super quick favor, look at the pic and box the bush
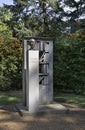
[54,34,85,94]
[0,37,22,91]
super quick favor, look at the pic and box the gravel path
[0,104,85,130]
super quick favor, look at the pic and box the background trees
[0,37,22,91]
[0,7,22,90]
[0,0,85,94]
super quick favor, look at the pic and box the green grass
[54,93,85,107]
[0,91,85,108]
[0,90,23,105]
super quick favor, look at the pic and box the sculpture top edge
[24,36,53,41]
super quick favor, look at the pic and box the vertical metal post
[48,40,53,103]
[23,40,28,106]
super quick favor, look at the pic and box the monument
[16,36,68,115]
[23,37,53,113]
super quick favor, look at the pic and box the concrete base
[15,103,69,116]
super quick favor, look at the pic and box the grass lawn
[54,93,85,108]
[0,90,23,105]
[0,90,85,108]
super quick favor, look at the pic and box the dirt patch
[0,104,85,130]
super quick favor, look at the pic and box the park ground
[0,91,85,130]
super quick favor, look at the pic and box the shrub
[54,33,85,94]
[0,37,22,91]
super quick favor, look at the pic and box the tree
[57,0,85,33]
[4,0,34,37]
[0,37,22,91]
[0,7,13,38]
[0,6,22,90]
[4,0,64,37]
[1,0,85,94]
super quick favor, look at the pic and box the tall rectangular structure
[27,51,39,112]
[23,37,53,113]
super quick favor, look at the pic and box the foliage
[57,0,85,33]
[0,1,85,94]
[0,7,13,39]
[54,29,85,94]
[0,7,22,91]
[3,0,85,36]
[4,0,64,37]
[0,37,22,91]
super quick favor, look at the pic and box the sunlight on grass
[0,95,6,98]
[0,91,23,105]
[8,97,17,101]
[0,91,85,107]
[54,93,85,107]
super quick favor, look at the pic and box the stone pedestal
[27,51,39,112]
